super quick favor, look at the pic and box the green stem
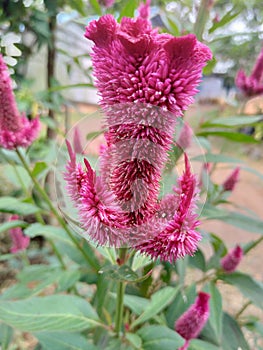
[235,301,251,319]
[115,280,126,336]
[244,236,263,255]
[114,248,127,336]
[15,148,98,271]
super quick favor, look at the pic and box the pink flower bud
[138,0,151,20]
[175,292,210,348]
[222,167,240,192]
[177,123,192,150]
[9,215,30,253]
[73,127,83,154]
[0,54,40,150]
[220,245,243,273]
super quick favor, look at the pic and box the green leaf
[118,0,138,20]
[203,56,217,76]
[138,325,184,350]
[89,0,102,15]
[0,295,100,332]
[0,323,13,349]
[34,332,98,350]
[0,220,28,234]
[32,162,48,177]
[56,269,81,292]
[126,333,142,349]
[86,130,105,141]
[209,9,242,34]
[202,206,263,235]
[197,130,258,143]
[202,283,222,345]
[0,197,41,215]
[4,164,31,189]
[131,251,152,271]
[221,313,249,350]
[201,115,262,128]
[192,153,242,164]
[131,286,180,328]
[67,0,86,16]
[188,249,206,272]
[219,272,263,310]
[123,294,149,315]
[24,223,73,245]
[188,339,220,350]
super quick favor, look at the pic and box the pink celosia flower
[0,54,40,150]
[64,14,211,256]
[235,48,263,97]
[138,0,151,19]
[73,126,83,154]
[177,123,192,150]
[98,0,115,8]
[221,245,243,273]
[137,155,201,262]
[222,166,240,192]
[9,215,30,253]
[175,291,210,350]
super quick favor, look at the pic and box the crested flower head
[9,215,30,253]
[175,291,210,348]
[0,54,40,150]
[235,48,263,97]
[222,166,240,192]
[64,14,211,257]
[221,245,243,273]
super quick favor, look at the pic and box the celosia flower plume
[236,48,263,97]
[222,166,240,192]
[221,245,243,273]
[64,13,212,260]
[0,54,40,150]
[9,215,30,253]
[175,291,210,350]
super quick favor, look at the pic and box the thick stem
[193,0,214,41]
[115,281,126,336]
[15,148,99,271]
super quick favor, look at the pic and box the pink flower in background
[9,215,30,253]
[175,292,210,350]
[64,13,211,257]
[138,0,151,19]
[73,127,84,154]
[235,48,263,97]
[221,245,243,273]
[177,123,192,150]
[0,54,40,150]
[222,166,240,192]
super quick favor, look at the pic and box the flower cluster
[236,48,263,97]
[64,14,212,261]
[175,291,210,350]
[9,215,30,253]
[221,245,243,273]
[222,166,240,192]
[0,54,40,150]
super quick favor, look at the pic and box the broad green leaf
[138,325,184,350]
[245,320,263,337]
[107,338,133,350]
[4,164,31,189]
[201,115,262,128]
[189,339,220,350]
[175,256,188,285]
[34,332,98,350]
[126,333,142,349]
[192,154,242,164]
[56,269,81,292]
[131,286,180,328]
[202,283,222,345]
[118,0,138,20]
[0,197,41,215]
[89,0,101,15]
[32,161,48,177]
[0,295,100,332]
[197,130,258,143]
[188,249,206,272]
[219,272,263,309]
[221,313,249,350]
[123,294,149,315]
[0,220,27,234]
[0,323,13,349]
[203,56,217,75]
[24,223,73,245]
